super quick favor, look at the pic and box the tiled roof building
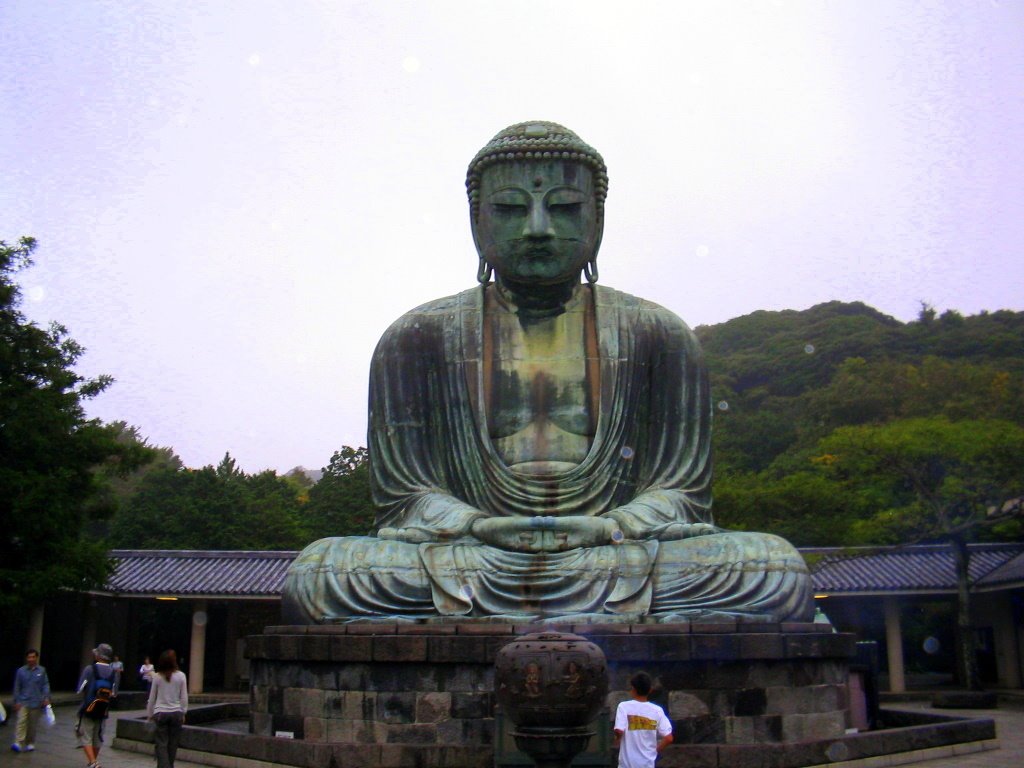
[807,543,1024,595]
[94,543,1024,599]
[16,543,1022,693]
[102,550,295,598]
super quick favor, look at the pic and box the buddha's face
[473,160,601,286]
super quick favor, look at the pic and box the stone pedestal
[245,621,855,767]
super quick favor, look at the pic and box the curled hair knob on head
[466,121,609,222]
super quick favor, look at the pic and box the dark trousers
[153,712,184,768]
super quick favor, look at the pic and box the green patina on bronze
[282,122,813,624]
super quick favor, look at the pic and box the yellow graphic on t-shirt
[626,714,658,731]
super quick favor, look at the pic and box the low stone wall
[242,621,855,766]
[656,710,997,768]
[114,703,998,768]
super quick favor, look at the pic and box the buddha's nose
[524,204,554,238]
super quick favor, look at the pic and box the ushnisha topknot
[466,121,609,220]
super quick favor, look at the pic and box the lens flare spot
[717,400,729,411]
[826,743,850,762]
[804,344,815,354]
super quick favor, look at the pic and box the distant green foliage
[85,421,179,538]
[104,300,1024,553]
[107,445,375,550]
[110,453,310,550]
[0,238,150,612]
[816,417,1024,545]
[715,470,867,546]
[705,301,1024,546]
[304,446,375,540]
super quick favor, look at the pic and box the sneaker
[10,744,22,753]
[24,745,34,752]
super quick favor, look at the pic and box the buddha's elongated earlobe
[477,256,493,284]
[584,211,603,284]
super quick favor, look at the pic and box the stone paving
[0,698,1020,768]
[880,700,1023,768]
[0,705,205,768]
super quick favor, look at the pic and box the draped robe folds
[282,285,813,623]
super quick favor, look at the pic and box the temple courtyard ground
[0,696,1021,768]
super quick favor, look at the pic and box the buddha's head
[467,122,607,287]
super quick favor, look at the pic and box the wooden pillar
[884,596,906,693]
[26,605,44,653]
[188,600,208,694]
[80,599,98,668]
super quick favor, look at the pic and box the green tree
[110,452,309,550]
[714,469,862,547]
[0,237,146,612]
[85,421,178,537]
[803,357,1024,436]
[304,446,375,540]
[702,302,1024,479]
[815,417,1024,690]
[282,466,315,499]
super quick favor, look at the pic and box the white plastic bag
[43,704,56,727]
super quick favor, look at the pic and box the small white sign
[274,731,294,739]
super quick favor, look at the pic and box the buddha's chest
[485,307,596,473]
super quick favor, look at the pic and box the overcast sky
[3,1,1022,474]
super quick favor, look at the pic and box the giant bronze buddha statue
[282,122,812,624]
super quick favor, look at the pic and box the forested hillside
[700,302,1024,546]
[100,301,1024,552]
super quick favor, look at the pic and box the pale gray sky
[3,1,1022,473]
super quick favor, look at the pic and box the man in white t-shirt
[613,672,673,768]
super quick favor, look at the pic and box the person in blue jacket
[11,649,50,753]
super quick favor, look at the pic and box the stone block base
[242,621,856,765]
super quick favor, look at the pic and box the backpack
[80,664,114,720]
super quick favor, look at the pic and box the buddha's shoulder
[376,288,480,340]
[405,287,479,316]
[596,285,697,338]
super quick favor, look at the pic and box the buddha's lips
[521,246,554,259]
